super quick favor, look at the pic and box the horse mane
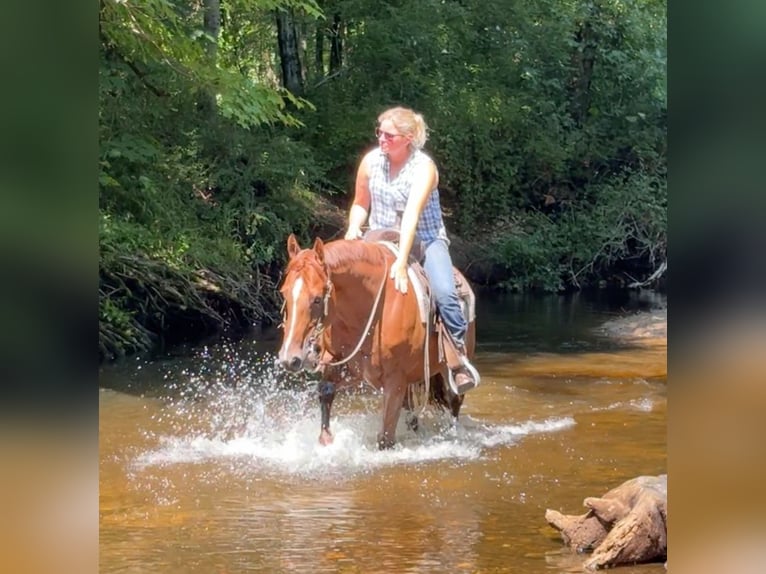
[283,240,386,281]
[323,239,388,271]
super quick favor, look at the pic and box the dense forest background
[99,0,666,361]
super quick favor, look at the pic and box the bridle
[306,275,334,346]
[280,273,332,345]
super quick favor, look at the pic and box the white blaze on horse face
[280,276,304,361]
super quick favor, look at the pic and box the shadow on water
[99,289,666,574]
[476,288,665,355]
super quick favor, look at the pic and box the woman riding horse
[345,106,480,394]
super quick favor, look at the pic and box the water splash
[131,344,576,478]
[592,397,655,413]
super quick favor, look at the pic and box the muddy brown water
[100,291,666,573]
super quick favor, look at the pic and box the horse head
[277,234,332,373]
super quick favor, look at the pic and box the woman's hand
[344,227,362,240]
[390,257,409,293]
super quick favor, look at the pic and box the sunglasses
[375,128,404,142]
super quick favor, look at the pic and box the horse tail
[406,373,463,418]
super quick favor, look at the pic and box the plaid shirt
[367,148,449,245]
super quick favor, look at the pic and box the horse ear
[287,233,301,260]
[313,237,325,263]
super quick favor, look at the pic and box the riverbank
[598,306,667,349]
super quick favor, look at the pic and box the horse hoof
[377,434,395,450]
[319,429,334,445]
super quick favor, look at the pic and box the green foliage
[489,165,667,291]
[99,0,325,359]
[100,0,319,128]
[488,213,567,293]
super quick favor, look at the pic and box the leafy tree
[99,0,322,359]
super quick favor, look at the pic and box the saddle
[363,228,475,371]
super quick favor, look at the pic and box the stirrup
[447,356,481,395]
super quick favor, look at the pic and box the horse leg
[402,388,419,433]
[448,391,463,420]
[406,412,419,433]
[448,386,463,433]
[318,381,335,445]
[429,372,464,432]
[377,382,406,450]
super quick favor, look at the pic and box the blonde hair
[377,106,429,149]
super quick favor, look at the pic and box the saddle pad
[378,241,432,325]
[376,241,475,326]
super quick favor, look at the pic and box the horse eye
[313,296,322,305]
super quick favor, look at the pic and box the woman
[344,106,479,394]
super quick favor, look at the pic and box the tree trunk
[329,13,343,72]
[315,25,324,76]
[569,14,596,126]
[203,0,220,61]
[276,9,303,95]
[198,0,220,117]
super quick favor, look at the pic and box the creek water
[99,290,666,573]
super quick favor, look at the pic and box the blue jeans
[423,239,466,346]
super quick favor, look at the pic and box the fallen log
[545,474,667,570]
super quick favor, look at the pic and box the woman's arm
[390,159,438,293]
[345,153,372,240]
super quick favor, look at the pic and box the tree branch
[628,260,667,288]
[312,67,348,89]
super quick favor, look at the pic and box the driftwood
[545,474,667,570]
[628,260,668,288]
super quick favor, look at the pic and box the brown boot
[452,366,477,394]
[444,337,481,394]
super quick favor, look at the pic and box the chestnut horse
[276,233,476,449]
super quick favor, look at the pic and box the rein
[322,261,388,368]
